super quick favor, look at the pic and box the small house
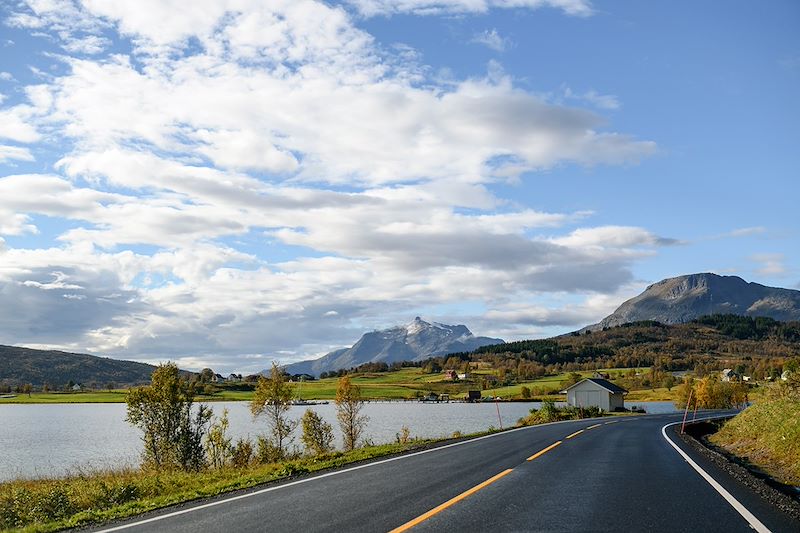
[71,384,82,392]
[442,370,458,381]
[562,378,627,411]
[457,372,470,380]
[466,390,481,402]
[720,369,739,382]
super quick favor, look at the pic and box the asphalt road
[90,412,799,533]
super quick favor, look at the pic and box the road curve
[87,412,798,533]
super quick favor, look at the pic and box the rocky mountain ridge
[585,273,800,331]
[283,317,503,376]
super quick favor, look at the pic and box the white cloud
[0,145,34,163]
[0,106,41,143]
[0,0,670,373]
[751,253,786,276]
[563,87,620,110]
[472,29,509,52]
[551,226,678,248]
[346,0,593,17]
[727,226,766,238]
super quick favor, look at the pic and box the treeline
[693,314,800,341]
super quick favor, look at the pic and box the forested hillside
[0,345,157,389]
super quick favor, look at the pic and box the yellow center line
[527,440,562,461]
[565,429,584,439]
[586,423,602,430]
[388,468,514,532]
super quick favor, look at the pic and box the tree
[520,386,531,399]
[22,383,32,397]
[661,375,676,391]
[126,363,212,471]
[301,409,334,455]
[199,368,215,383]
[250,362,297,460]
[205,408,233,468]
[335,376,368,451]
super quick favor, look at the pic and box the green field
[0,367,680,404]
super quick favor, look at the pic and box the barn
[563,378,627,412]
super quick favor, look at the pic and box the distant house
[71,384,82,392]
[562,378,627,411]
[442,370,458,381]
[457,372,470,380]
[592,371,610,379]
[466,390,481,402]
[720,369,740,382]
[226,373,241,382]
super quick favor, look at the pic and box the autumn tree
[126,363,212,471]
[205,408,233,468]
[250,362,297,460]
[301,409,334,455]
[335,376,368,451]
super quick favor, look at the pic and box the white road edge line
[661,418,771,533]
[95,416,603,532]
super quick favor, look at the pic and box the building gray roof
[563,377,628,394]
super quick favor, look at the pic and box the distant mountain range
[585,273,800,331]
[283,317,503,376]
[0,345,158,388]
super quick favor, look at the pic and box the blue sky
[0,0,797,373]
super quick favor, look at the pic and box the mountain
[0,345,158,387]
[284,317,504,376]
[586,273,800,331]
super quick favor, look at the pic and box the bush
[231,438,254,468]
[395,426,412,444]
[301,409,334,455]
[125,363,212,472]
[255,436,281,464]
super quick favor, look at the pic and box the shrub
[301,409,334,455]
[250,362,297,460]
[205,409,233,469]
[395,426,412,444]
[125,363,212,472]
[255,436,281,464]
[231,438,254,468]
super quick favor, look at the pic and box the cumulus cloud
[0,0,669,373]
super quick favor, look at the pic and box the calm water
[0,401,677,481]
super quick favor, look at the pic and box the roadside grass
[0,440,447,533]
[709,397,800,486]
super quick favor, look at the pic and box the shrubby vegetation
[518,400,602,426]
[125,364,212,471]
[710,370,800,485]
[673,376,749,409]
[250,362,298,460]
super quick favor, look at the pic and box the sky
[0,0,797,374]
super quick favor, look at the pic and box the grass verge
[0,436,476,533]
[709,397,800,487]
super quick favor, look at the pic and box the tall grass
[710,396,800,486]
[0,442,421,532]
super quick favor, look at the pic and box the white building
[562,378,627,412]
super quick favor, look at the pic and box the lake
[0,401,678,482]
